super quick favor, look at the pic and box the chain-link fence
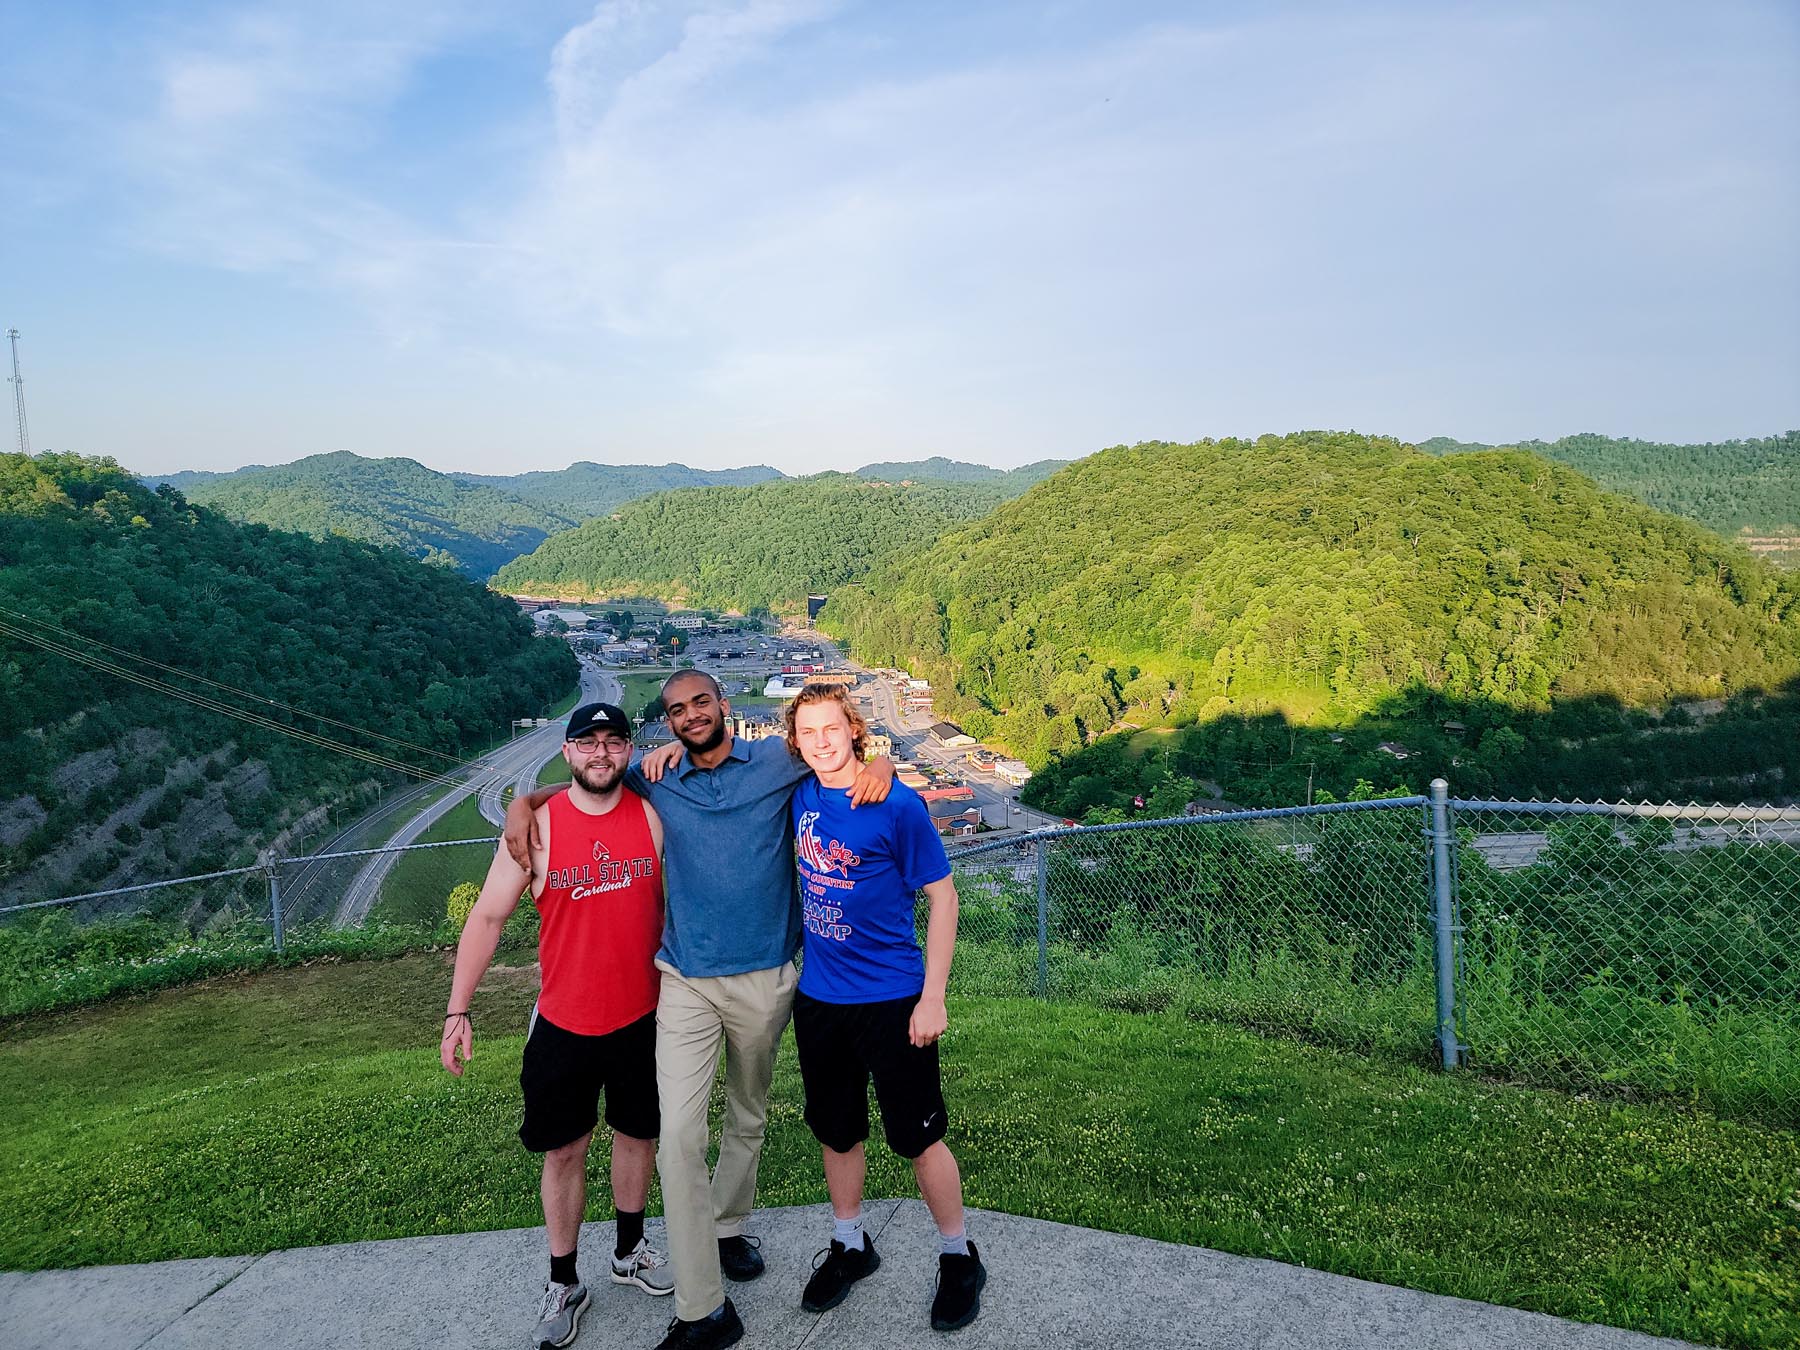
[945,797,1440,1064]
[7,785,1797,1122]
[0,837,509,1019]
[1447,798,1800,1122]
[948,787,1800,1124]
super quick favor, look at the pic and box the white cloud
[113,2,484,281]
[27,0,1796,468]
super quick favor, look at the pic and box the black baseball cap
[565,702,632,741]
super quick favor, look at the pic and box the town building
[926,797,983,836]
[532,608,594,629]
[993,760,1033,787]
[727,711,784,743]
[919,785,976,803]
[929,722,976,748]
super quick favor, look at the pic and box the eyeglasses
[568,735,630,755]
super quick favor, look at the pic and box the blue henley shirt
[627,735,811,978]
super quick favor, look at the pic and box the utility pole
[6,328,31,457]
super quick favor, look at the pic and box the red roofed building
[919,786,976,803]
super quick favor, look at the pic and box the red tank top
[532,789,663,1036]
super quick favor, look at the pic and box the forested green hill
[820,433,1800,805]
[855,457,1069,486]
[0,453,575,905]
[1420,432,1800,539]
[143,467,254,494]
[456,462,785,519]
[143,452,576,577]
[492,473,1012,611]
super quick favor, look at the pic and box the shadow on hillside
[1025,676,1800,817]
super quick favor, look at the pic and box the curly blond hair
[783,682,869,762]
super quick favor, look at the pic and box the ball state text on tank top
[545,845,657,902]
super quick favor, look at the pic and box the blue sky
[2,0,1795,476]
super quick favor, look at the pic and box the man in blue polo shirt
[508,669,891,1350]
[784,682,986,1332]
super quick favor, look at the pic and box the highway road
[1465,817,1800,871]
[329,663,615,926]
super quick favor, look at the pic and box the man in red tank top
[442,702,670,1350]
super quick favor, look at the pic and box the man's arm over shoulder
[503,785,566,871]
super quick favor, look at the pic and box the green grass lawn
[726,692,787,710]
[616,672,669,719]
[369,796,499,927]
[0,954,1793,1348]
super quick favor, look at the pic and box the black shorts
[519,1008,659,1153]
[793,990,948,1160]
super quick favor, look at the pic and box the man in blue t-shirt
[783,683,987,1333]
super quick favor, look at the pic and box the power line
[0,617,471,787]
[0,602,471,768]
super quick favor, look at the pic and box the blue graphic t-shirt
[791,777,953,1003]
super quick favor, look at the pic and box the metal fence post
[1427,779,1459,1069]
[263,851,285,956]
[1034,835,1050,997]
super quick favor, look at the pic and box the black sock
[615,1209,645,1259]
[550,1249,578,1287]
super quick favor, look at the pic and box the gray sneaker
[611,1238,676,1296]
[534,1280,589,1349]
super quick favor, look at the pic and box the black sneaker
[930,1242,987,1331]
[717,1234,764,1283]
[653,1297,744,1350]
[801,1236,881,1313]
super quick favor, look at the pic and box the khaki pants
[655,958,797,1322]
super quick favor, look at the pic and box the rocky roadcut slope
[821,432,1800,769]
[0,452,575,908]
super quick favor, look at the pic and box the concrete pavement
[0,1200,1698,1350]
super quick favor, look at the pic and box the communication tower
[6,328,29,457]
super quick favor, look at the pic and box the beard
[572,759,625,795]
[675,718,726,755]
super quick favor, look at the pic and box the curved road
[331,665,617,925]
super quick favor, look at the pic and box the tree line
[0,452,575,900]
[1420,431,1799,538]
[493,473,1022,610]
[818,433,1800,805]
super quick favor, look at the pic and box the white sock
[833,1214,865,1250]
[939,1227,969,1257]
